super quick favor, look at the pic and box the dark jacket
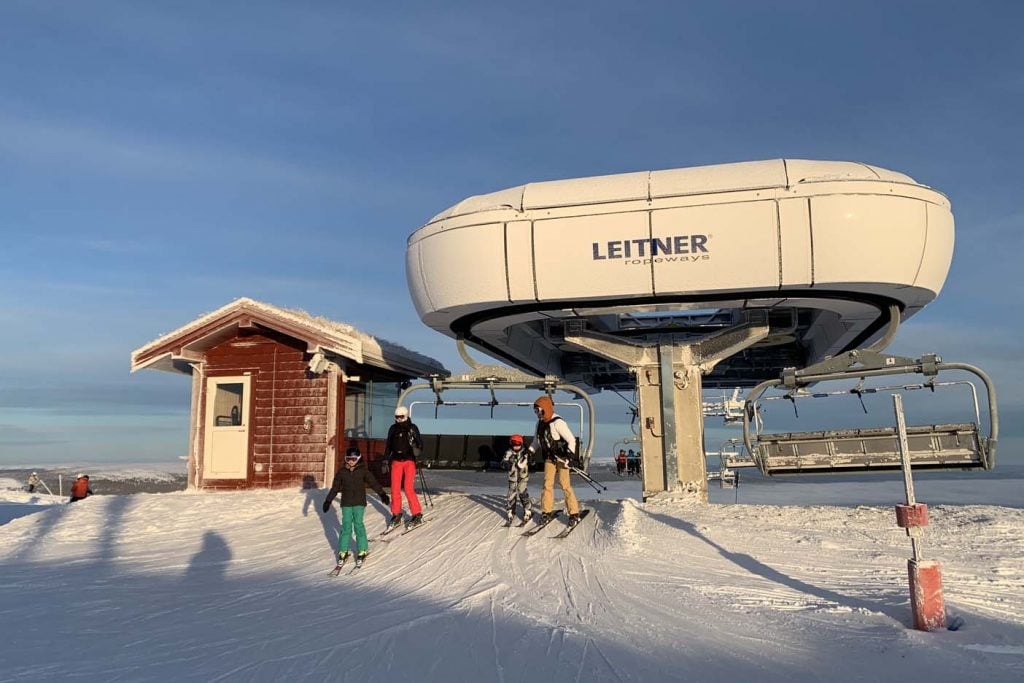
[386,421,423,462]
[324,461,386,508]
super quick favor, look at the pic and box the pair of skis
[379,515,428,541]
[328,516,428,577]
[328,553,366,577]
[520,509,590,538]
[502,514,533,529]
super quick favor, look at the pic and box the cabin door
[203,375,251,479]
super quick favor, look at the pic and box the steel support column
[564,313,769,502]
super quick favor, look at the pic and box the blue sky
[1,1,1021,465]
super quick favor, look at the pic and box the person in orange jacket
[69,473,92,503]
[528,395,581,528]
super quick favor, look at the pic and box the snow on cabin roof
[131,297,448,378]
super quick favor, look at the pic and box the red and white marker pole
[892,394,946,631]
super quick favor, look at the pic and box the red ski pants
[389,460,422,516]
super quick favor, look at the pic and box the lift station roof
[406,159,954,391]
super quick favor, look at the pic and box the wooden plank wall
[204,330,329,489]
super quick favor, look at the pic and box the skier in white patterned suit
[501,434,532,525]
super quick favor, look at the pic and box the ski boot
[355,551,368,568]
[387,513,403,529]
[407,513,423,528]
[329,552,350,576]
[567,513,581,528]
[505,509,515,526]
[522,509,533,525]
[539,511,554,524]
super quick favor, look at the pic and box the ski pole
[39,479,58,501]
[570,466,607,492]
[418,466,433,508]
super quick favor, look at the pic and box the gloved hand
[380,492,390,505]
[381,461,390,475]
[321,499,331,514]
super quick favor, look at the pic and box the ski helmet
[509,434,524,446]
[345,447,361,463]
[394,405,409,419]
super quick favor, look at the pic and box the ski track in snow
[0,487,1022,682]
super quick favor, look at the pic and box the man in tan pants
[528,395,581,527]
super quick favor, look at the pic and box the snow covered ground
[1,472,1022,681]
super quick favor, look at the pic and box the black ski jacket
[324,461,386,508]
[385,421,423,462]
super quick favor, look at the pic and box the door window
[213,382,245,426]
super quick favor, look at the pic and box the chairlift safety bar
[754,380,981,431]
[407,399,586,449]
[397,374,596,469]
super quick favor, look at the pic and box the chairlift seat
[753,422,990,475]
[721,453,758,469]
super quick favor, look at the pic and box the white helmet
[76,473,85,479]
[394,405,409,418]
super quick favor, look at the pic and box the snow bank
[0,487,1021,681]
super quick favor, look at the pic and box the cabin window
[345,380,401,439]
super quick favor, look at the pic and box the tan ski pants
[541,459,580,515]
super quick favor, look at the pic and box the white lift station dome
[407,159,992,500]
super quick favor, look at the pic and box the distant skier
[627,449,640,476]
[322,447,389,564]
[69,473,92,503]
[26,472,40,493]
[528,395,582,528]
[615,450,627,476]
[501,434,532,525]
[384,405,424,529]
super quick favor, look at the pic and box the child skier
[322,447,390,566]
[501,434,532,525]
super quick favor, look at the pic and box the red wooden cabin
[131,298,447,490]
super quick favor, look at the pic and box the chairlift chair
[397,371,597,472]
[742,349,998,476]
[705,438,756,488]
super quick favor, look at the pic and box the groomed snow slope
[1,489,1022,682]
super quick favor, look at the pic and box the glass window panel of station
[344,382,369,438]
[367,381,400,439]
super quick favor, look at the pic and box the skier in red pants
[384,405,424,529]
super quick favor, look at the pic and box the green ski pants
[337,505,368,555]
